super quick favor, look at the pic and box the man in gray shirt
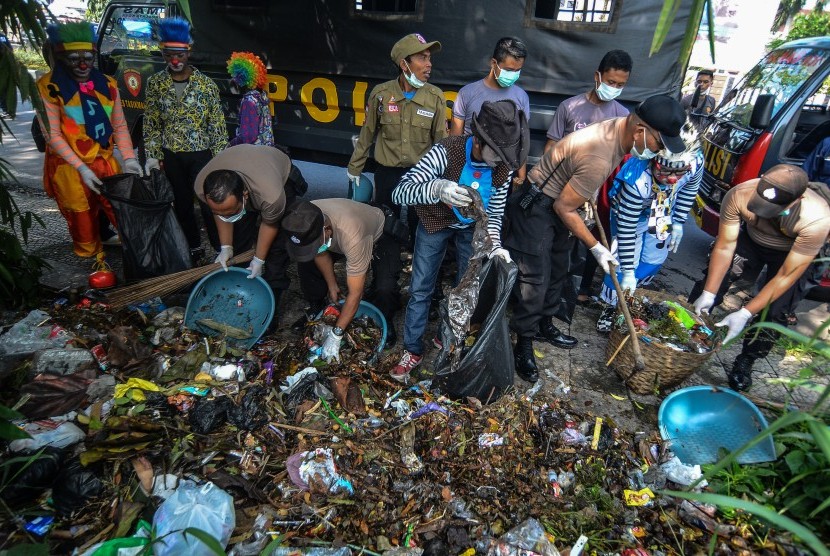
[451,37,530,185]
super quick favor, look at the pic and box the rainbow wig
[157,17,192,50]
[47,22,95,52]
[227,51,268,90]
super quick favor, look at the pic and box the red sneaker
[391,350,422,383]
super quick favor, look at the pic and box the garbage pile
[0,299,806,555]
[614,294,718,354]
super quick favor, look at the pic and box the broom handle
[589,202,646,373]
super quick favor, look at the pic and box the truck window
[717,47,830,129]
[530,0,618,31]
[786,74,830,159]
[353,0,422,18]
[99,5,166,58]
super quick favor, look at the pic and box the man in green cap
[346,33,447,244]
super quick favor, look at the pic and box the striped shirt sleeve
[43,100,85,170]
[614,178,646,271]
[111,88,135,160]
[392,143,449,206]
[672,154,703,224]
[485,178,509,248]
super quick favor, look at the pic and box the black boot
[514,336,539,383]
[727,354,754,391]
[535,318,578,349]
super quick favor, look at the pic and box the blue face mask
[495,62,521,88]
[218,198,246,223]
[630,128,659,160]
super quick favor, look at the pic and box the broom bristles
[105,249,255,309]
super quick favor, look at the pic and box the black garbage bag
[2,448,64,506]
[189,396,233,434]
[101,170,192,281]
[433,218,517,404]
[227,386,268,431]
[52,458,104,516]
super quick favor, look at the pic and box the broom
[105,249,255,310]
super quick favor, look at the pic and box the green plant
[650,0,715,66]
[663,321,830,555]
[768,11,830,51]
[11,47,47,72]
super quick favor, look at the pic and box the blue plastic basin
[184,267,275,348]
[658,386,777,465]
[316,300,387,360]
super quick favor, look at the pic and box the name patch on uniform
[387,104,400,113]
[416,109,435,118]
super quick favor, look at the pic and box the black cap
[635,94,687,154]
[747,164,808,218]
[280,201,325,262]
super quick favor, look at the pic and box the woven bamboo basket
[605,290,717,394]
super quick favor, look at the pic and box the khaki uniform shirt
[721,180,830,255]
[312,199,385,276]
[347,79,447,175]
[194,144,291,225]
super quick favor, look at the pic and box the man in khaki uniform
[280,199,402,357]
[690,164,830,391]
[347,33,447,237]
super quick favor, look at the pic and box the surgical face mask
[480,144,502,168]
[218,198,246,223]
[495,62,521,88]
[317,234,332,254]
[630,128,659,160]
[596,78,623,102]
[403,61,425,89]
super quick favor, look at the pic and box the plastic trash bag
[2,448,63,507]
[52,458,104,516]
[433,256,517,403]
[101,171,191,281]
[189,397,233,435]
[479,517,561,556]
[0,309,71,357]
[152,480,235,556]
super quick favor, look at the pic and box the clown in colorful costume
[36,22,140,257]
[596,121,702,322]
[143,17,227,252]
[227,51,274,147]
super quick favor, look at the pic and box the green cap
[390,33,441,64]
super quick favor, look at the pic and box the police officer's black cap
[471,100,529,171]
[280,201,325,262]
[635,95,686,154]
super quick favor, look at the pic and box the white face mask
[596,80,623,102]
[218,198,246,223]
[630,128,659,160]
[403,60,425,89]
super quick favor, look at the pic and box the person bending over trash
[195,144,296,311]
[689,164,830,391]
[503,94,686,383]
[595,121,702,332]
[390,99,529,383]
[36,22,141,257]
[280,199,402,362]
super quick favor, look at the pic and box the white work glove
[78,165,103,194]
[123,158,142,175]
[620,269,637,294]
[432,179,472,207]
[692,290,717,316]
[145,158,161,174]
[321,328,342,363]
[489,247,512,264]
[214,245,233,271]
[716,307,753,344]
[668,226,684,253]
[246,256,265,279]
[589,242,616,274]
[347,171,360,184]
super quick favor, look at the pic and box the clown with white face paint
[36,21,140,257]
[594,121,703,332]
[143,17,227,261]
